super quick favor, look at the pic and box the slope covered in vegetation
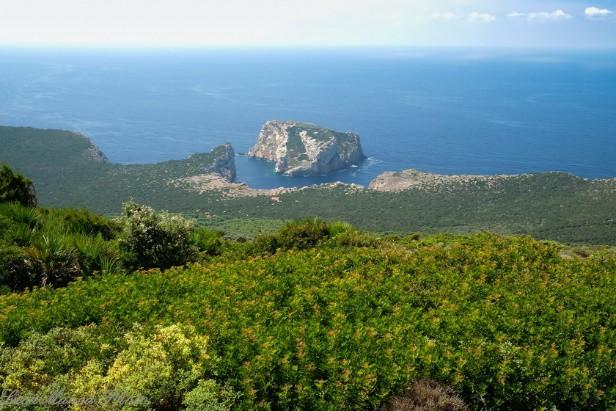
[0,125,230,211]
[1,221,615,409]
[1,125,615,245]
[0,166,614,409]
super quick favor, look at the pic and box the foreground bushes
[0,203,123,292]
[1,233,613,409]
[0,324,237,410]
[0,201,222,291]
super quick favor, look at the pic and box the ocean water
[1,47,615,188]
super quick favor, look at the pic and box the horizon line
[1,43,616,51]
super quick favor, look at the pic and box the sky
[0,0,615,48]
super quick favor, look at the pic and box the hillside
[1,223,614,409]
[0,164,614,410]
[1,125,615,244]
[0,126,234,211]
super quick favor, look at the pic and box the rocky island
[248,121,365,177]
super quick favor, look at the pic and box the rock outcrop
[368,169,519,192]
[201,143,236,181]
[248,121,365,177]
[80,133,109,163]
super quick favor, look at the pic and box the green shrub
[26,234,83,288]
[0,325,105,393]
[56,208,120,240]
[182,379,239,411]
[70,324,217,410]
[119,201,197,270]
[192,227,225,257]
[277,218,331,250]
[250,218,332,255]
[0,324,229,410]
[0,246,35,291]
[70,233,122,277]
[0,164,36,207]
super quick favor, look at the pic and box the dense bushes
[0,164,37,207]
[0,246,32,292]
[0,201,222,291]
[0,202,123,291]
[248,218,363,256]
[250,218,331,255]
[119,201,199,270]
[0,324,236,410]
[1,180,614,408]
[1,233,613,409]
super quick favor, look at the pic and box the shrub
[26,234,83,288]
[57,208,120,240]
[250,218,332,255]
[380,380,468,411]
[0,164,36,207]
[277,218,331,250]
[183,379,239,411]
[71,324,217,410]
[192,227,225,257]
[0,325,104,393]
[119,201,197,270]
[71,233,122,277]
[0,246,35,291]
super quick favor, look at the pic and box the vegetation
[119,201,199,270]
[0,164,36,207]
[0,165,223,292]
[1,129,615,408]
[0,202,123,292]
[0,215,614,409]
[1,125,615,245]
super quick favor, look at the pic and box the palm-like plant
[26,234,82,287]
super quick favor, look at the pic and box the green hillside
[1,223,614,409]
[0,126,224,211]
[1,125,615,244]
[0,163,614,410]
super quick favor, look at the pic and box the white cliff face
[247,121,290,173]
[248,121,365,177]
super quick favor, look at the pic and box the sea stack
[248,121,365,177]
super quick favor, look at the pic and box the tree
[0,165,37,207]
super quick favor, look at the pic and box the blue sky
[0,0,615,48]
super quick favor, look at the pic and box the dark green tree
[0,165,37,207]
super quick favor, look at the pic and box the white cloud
[528,9,572,21]
[509,9,573,22]
[431,11,497,24]
[468,12,496,23]
[585,6,613,18]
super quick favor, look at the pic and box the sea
[1,47,615,188]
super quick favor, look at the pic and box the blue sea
[1,47,615,187]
